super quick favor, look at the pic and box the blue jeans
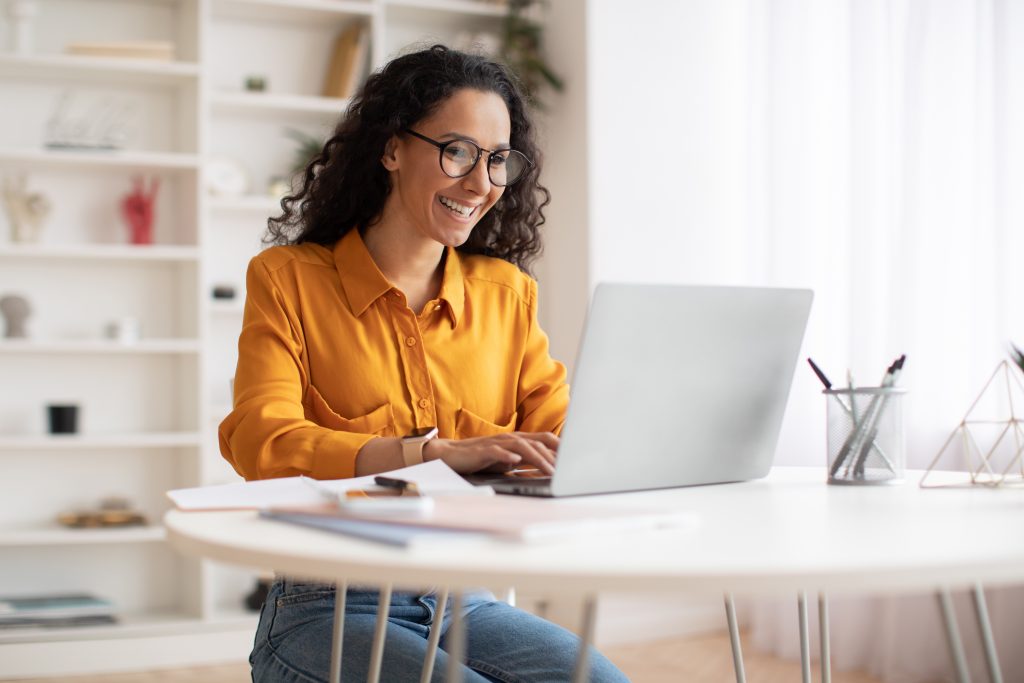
[250,579,631,682]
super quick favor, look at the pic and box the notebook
[475,283,813,497]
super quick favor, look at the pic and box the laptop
[475,282,813,497]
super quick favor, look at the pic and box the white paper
[167,460,490,511]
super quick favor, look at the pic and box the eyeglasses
[402,128,533,187]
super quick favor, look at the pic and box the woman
[220,45,630,682]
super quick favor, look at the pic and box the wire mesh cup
[825,387,906,485]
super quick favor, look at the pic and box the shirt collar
[333,229,465,328]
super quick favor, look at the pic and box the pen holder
[825,387,906,485]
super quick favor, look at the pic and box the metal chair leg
[571,596,597,683]
[798,591,811,683]
[938,588,971,683]
[419,587,449,683]
[329,581,348,683]
[819,593,831,683]
[724,594,747,683]
[972,583,1003,683]
[445,590,466,683]
[367,584,392,683]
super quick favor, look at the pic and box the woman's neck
[362,220,445,312]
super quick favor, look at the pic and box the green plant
[500,0,564,109]
[284,128,325,177]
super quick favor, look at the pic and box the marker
[807,358,832,390]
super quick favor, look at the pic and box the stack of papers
[168,461,695,548]
[0,594,116,630]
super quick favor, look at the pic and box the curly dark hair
[266,44,551,273]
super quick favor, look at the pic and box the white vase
[8,0,37,55]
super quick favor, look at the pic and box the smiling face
[380,88,511,248]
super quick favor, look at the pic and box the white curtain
[581,0,1023,679]
[737,1,1024,680]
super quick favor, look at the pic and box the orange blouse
[219,229,569,481]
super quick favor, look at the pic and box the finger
[503,436,555,476]
[518,432,560,452]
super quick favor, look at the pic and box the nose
[460,156,492,196]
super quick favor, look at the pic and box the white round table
[166,467,1024,683]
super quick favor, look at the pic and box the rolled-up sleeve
[515,278,570,435]
[218,258,376,481]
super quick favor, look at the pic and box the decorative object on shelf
[104,317,140,345]
[57,497,148,528]
[45,90,135,150]
[121,176,159,245]
[499,0,564,109]
[7,0,37,55]
[244,576,273,611]
[920,356,1024,488]
[212,284,236,300]
[47,403,79,434]
[322,22,369,99]
[284,128,324,177]
[205,157,249,198]
[0,293,31,338]
[244,75,267,92]
[2,176,51,243]
[65,40,175,61]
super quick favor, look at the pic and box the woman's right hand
[424,432,559,476]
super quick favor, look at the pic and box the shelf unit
[0,0,515,676]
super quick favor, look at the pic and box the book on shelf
[322,23,369,99]
[0,593,116,628]
[65,41,176,62]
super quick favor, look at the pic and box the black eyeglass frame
[401,128,534,187]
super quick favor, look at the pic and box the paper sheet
[167,460,489,511]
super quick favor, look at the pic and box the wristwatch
[401,426,438,467]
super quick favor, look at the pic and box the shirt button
[418,398,430,408]
[434,305,442,311]
[406,336,417,346]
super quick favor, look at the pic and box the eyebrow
[437,131,512,151]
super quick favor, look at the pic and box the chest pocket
[303,384,396,437]
[454,408,518,439]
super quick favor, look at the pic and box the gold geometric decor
[920,359,1024,488]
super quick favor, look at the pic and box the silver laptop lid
[550,283,813,497]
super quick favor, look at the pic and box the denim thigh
[447,599,631,683]
[250,580,496,683]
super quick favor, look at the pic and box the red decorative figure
[121,176,159,245]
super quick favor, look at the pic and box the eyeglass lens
[440,140,529,186]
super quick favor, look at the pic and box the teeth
[439,196,473,217]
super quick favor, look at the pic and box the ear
[381,135,400,171]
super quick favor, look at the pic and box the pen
[851,355,906,478]
[807,358,832,390]
[373,476,421,496]
[1010,343,1024,373]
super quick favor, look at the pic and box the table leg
[445,590,466,683]
[818,593,831,683]
[367,584,393,683]
[571,595,597,683]
[723,594,746,683]
[329,581,348,683]
[798,591,811,683]
[419,586,449,683]
[972,583,1003,683]
[937,588,971,683]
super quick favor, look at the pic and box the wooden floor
[8,630,884,683]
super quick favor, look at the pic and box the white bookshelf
[0,0,514,676]
[0,525,167,547]
[0,243,200,262]
[0,339,201,354]
[0,433,203,449]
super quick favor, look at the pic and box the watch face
[406,426,437,439]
